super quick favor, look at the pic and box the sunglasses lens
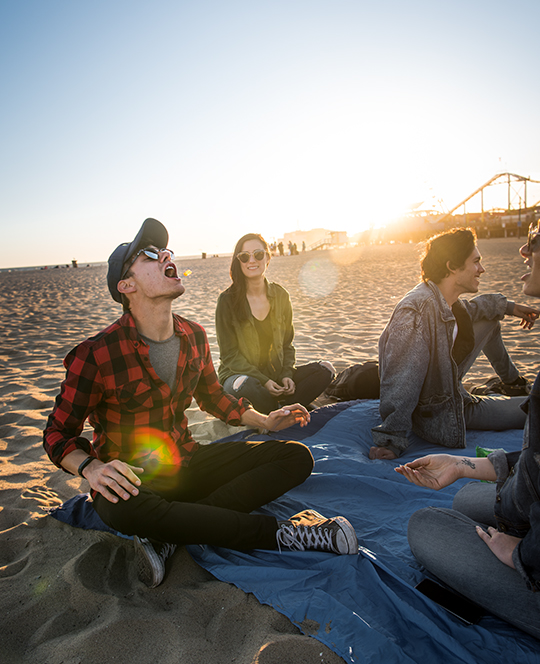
[237,250,266,263]
[143,249,159,259]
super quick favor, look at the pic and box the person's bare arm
[395,454,497,490]
[241,403,310,431]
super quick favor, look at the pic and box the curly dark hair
[421,228,477,284]
[227,233,270,320]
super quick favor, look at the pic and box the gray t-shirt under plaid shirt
[140,332,181,390]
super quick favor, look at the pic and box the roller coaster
[438,172,540,229]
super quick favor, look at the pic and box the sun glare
[131,428,182,488]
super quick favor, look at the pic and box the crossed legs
[408,482,540,638]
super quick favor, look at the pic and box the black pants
[223,362,333,414]
[93,439,313,551]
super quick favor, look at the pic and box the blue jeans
[459,318,521,384]
[223,362,333,414]
[464,395,527,430]
[408,482,540,639]
[461,319,527,430]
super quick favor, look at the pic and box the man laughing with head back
[44,219,358,588]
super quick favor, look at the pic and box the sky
[1,0,540,268]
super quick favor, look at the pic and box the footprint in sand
[67,540,134,596]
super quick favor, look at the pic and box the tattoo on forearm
[460,459,476,469]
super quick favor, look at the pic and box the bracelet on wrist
[77,456,96,478]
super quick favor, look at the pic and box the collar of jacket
[426,280,456,322]
[265,280,280,300]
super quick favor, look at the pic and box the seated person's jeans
[407,482,540,639]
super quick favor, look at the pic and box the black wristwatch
[77,456,96,478]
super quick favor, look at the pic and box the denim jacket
[489,371,540,591]
[215,281,296,386]
[372,281,514,456]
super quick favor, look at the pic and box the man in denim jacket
[394,222,540,638]
[371,228,539,460]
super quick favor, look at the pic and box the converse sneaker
[134,536,177,588]
[276,509,358,555]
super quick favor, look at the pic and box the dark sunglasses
[527,222,540,253]
[236,250,266,263]
[122,247,175,279]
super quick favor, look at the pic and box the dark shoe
[276,509,358,554]
[471,375,530,397]
[134,536,177,588]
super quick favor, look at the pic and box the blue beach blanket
[51,401,540,663]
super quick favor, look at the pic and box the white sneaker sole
[134,536,164,588]
[332,516,358,554]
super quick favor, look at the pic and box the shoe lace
[158,542,177,563]
[276,524,334,553]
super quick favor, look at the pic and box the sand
[1,237,539,663]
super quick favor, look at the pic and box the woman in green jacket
[216,233,335,414]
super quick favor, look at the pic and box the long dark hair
[228,233,270,320]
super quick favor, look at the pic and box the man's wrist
[241,407,268,429]
[77,456,97,478]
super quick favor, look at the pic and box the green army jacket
[215,280,296,386]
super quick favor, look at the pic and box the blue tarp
[51,400,540,663]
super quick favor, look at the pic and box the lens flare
[131,428,181,484]
[298,258,339,298]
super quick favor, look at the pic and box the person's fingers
[96,485,122,503]
[111,460,143,485]
[90,463,141,500]
[404,457,428,469]
[476,525,491,544]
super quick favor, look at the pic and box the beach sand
[1,237,539,663]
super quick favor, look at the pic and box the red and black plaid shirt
[43,313,249,471]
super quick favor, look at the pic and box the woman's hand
[264,379,285,396]
[265,404,310,430]
[476,526,519,568]
[281,377,296,395]
[395,454,464,490]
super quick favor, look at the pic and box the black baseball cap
[107,218,169,303]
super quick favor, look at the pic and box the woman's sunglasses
[122,247,175,278]
[236,250,266,263]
